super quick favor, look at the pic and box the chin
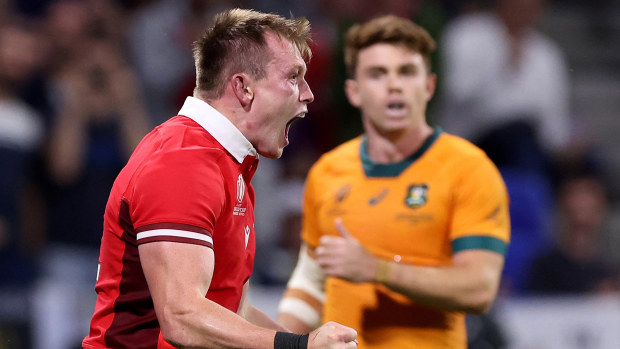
[257,148,284,159]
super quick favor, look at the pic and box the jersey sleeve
[450,154,510,256]
[129,148,226,248]
[300,162,323,249]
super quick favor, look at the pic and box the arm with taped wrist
[274,332,309,349]
[278,243,326,332]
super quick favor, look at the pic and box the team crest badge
[405,184,428,209]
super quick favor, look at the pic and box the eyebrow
[289,62,306,75]
[364,63,418,74]
[366,66,387,73]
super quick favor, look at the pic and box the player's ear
[425,73,437,102]
[232,73,254,108]
[344,79,361,108]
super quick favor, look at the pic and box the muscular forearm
[141,243,277,348]
[278,311,316,334]
[278,245,326,333]
[375,250,504,314]
[243,304,288,331]
[159,297,276,349]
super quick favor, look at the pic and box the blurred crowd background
[1,0,619,348]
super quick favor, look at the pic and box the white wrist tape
[278,244,326,328]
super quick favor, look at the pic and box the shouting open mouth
[284,112,306,142]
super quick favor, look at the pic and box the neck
[365,124,433,164]
[496,6,533,39]
[200,94,246,130]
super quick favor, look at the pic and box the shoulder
[433,132,504,182]
[434,132,492,164]
[151,116,229,161]
[308,137,362,177]
[156,116,219,144]
[130,118,231,192]
[126,129,230,223]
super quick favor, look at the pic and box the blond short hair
[193,8,312,99]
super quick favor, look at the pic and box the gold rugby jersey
[301,128,510,349]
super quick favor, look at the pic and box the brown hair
[344,15,436,78]
[193,8,312,99]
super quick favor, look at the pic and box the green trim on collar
[451,236,508,256]
[360,127,442,178]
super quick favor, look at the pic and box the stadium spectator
[278,15,510,348]
[526,164,620,294]
[438,0,571,171]
[83,8,357,349]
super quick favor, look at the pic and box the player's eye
[400,65,417,76]
[367,68,385,78]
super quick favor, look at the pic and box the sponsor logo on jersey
[244,225,250,248]
[405,184,428,209]
[369,188,388,206]
[395,213,434,224]
[485,205,503,226]
[327,184,351,216]
[334,184,352,202]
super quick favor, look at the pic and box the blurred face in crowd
[0,25,43,86]
[345,43,435,137]
[244,32,314,159]
[46,0,92,50]
[560,177,608,234]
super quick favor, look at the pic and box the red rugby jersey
[83,97,258,349]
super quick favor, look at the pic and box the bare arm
[278,244,326,334]
[139,241,276,348]
[140,241,357,348]
[47,77,90,184]
[316,220,504,314]
[375,250,504,314]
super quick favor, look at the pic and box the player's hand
[315,218,377,283]
[308,321,358,348]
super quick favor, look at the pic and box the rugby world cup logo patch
[405,184,428,209]
[237,174,245,203]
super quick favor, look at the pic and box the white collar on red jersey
[178,96,258,163]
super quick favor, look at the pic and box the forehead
[356,43,424,69]
[264,32,305,70]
